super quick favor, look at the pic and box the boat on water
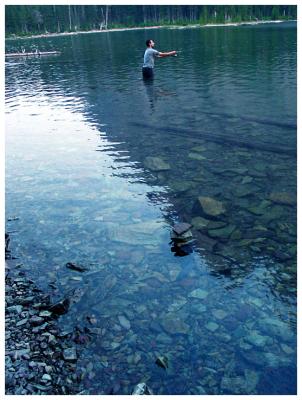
[5,51,60,58]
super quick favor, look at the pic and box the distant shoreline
[5,19,296,41]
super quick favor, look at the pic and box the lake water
[5,22,297,395]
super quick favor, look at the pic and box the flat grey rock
[172,222,192,235]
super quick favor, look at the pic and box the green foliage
[272,6,280,20]
[5,5,297,37]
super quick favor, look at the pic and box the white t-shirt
[143,48,159,68]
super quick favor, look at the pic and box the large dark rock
[48,298,70,316]
[65,262,87,272]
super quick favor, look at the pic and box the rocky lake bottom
[5,134,297,395]
[5,258,84,394]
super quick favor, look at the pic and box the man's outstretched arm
[158,51,177,57]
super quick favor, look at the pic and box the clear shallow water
[5,22,296,394]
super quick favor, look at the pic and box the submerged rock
[62,347,77,362]
[195,232,218,252]
[221,369,259,394]
[167,298,187,312]
[225,167,249,175]
[234,186,257,198]
[191,216,210,230]
[268,192,296,206]
[188,288,209,299]
[273,249,293,261]
[160,316,190,335]
[245,330,270,348]
[155,355,169,370]
[188,152,206,161]
[247,200,271,216]
[169,180,193,193]
[194,196,226,219]
[168,264,182,281]
[191,145,206,152]
[205,322,219,332]
[207,220,228,229]
[109,221,162,246]
[241,176,254,184]
[156,332,173,344]
[244,369,260,392]
[280,343,295,355]
[48,298,70,316]
[118,315,131,330]
[212,309,227,320]
[132,382,153,395]
[172,222,192,236]
[207,224,236,240]
[240,349,266,366]
[144,157,171,171]
[65,262,87,272]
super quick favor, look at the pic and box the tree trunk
[100,7,104,29]
[68,5,72,30]
[105,5,109,29]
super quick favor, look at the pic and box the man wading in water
[142,39,177,79]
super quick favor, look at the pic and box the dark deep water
[5,22,297,394]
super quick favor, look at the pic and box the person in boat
[142,39,177,79]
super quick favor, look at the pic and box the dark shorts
[142,67,154,79]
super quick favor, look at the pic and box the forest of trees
[5,5,297,37]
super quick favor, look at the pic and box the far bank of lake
[5,19,296,41]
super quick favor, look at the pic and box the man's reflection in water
[143,75,156,112]
[143,76,177,113]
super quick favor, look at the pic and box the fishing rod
[174,50,182,57]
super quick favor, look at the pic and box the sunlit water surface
[5,22,296,395]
